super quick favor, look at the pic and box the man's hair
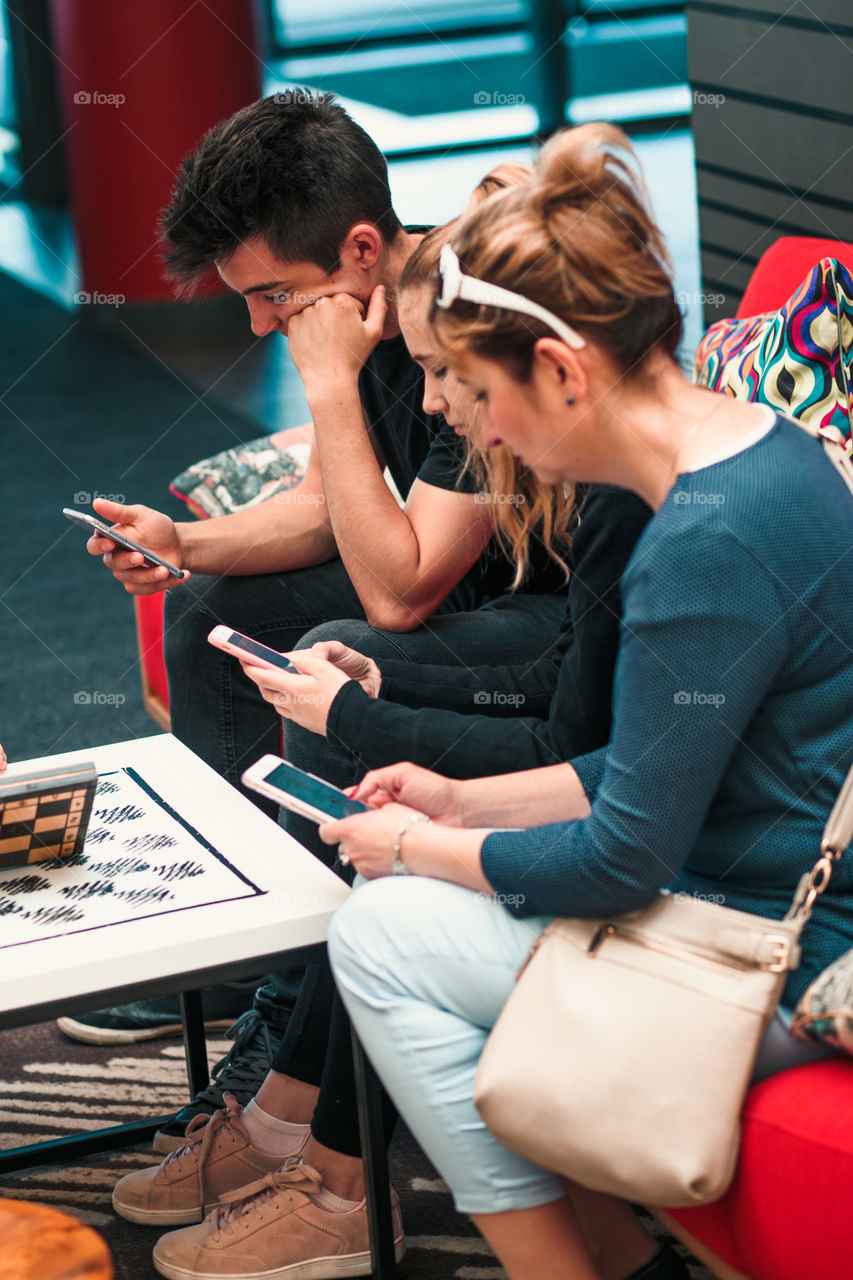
[160,91,402,294]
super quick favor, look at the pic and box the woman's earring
[566,395,575,405]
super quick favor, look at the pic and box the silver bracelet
[391,813,431,875]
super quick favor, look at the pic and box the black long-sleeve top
[325,485,652,779]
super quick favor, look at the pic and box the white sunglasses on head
[436,244,586,351]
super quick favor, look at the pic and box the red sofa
[135,592,170,730]
[657,1060,853,1280]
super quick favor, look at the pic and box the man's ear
[533,337,589,403]
[339,223,384,273]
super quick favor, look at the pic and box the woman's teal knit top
[482,416,853,1003]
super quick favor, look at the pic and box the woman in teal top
[481,408,853,1009]
[316,128,853,1280]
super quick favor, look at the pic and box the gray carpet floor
[0,1019,711,1280]
[0,271,252,763]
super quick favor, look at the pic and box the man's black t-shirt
[361,331,565,600]
[359,331,463,497]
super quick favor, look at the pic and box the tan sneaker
[152,1159,405,1280]
[113,1094,305,1226]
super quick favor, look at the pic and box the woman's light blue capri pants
[328,876,833,1216]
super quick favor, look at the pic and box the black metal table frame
[0,942,398,1278]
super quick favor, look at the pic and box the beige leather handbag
[474,762,853,1208]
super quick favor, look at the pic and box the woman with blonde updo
[321,125,853,1279]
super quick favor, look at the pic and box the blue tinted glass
[273,1,527,45]
[0,2,14,129]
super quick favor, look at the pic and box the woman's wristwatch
[391,812,432,875]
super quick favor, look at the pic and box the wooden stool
[0,1198,113,1279]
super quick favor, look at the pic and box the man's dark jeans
[164,559,564,1079]
[164,558,482,820]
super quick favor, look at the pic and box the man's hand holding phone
[87,497,187,593]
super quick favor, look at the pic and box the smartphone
[63,508,185,579]
[208,626,302,674]
[242,754,369,824]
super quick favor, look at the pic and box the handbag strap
[786,757,853,926]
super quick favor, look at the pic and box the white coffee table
[0,732,400,1276]
[0,733,350,1023]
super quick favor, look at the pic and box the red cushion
[136,593,169,707]
[668,1059,853,1280]
[737,237,853,317]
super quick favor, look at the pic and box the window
[0,1,19,181]
[266,0,688,153]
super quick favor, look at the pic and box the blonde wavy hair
[432,124,682,383]
[399,163,577,588]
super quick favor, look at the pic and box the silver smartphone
[242,754,368,824]
[63,508,185,578]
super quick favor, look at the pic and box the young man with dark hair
[91,92,561,799]
[78,92,563,1113]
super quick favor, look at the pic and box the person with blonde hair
[291,123,853,1280]
[119,160,654,1280]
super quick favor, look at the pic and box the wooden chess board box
[0,762,97,868]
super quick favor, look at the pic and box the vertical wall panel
[685,0,853,322]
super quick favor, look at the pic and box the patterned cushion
[169,426,312,519]
[693,258,853,448]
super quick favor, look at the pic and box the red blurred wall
[50,0,263,302]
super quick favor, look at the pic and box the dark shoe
[56,981,258,1045]
[626,1243,691,1280]
[153,1010,282,1154]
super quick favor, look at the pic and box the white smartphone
[242,754,368,824]
[208,626,302,674]
[63,508,185,578]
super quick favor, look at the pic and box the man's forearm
[178,490,336,577]
[458,763,591,829]
[307,382,432,623]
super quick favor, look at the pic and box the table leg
[180,990,209,1098]
[0,1117,176,1173]
[351,1025,397,1280]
